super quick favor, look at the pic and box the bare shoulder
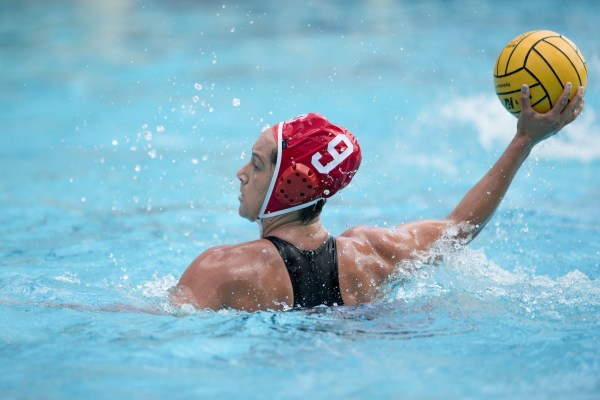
[172,240,293,311]
[191,240,279,269]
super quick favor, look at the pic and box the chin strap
[257,219,264,238]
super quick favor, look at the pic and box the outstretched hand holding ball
[494,30,588,117]
[518,82,585,147]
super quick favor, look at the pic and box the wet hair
[299,198,326,224]
[270,148,278,165]
[270,148,326,224]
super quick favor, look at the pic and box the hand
[517,83,585,147]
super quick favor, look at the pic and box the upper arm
[393,219,452,255]
[341,219,451,264]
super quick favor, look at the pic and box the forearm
[448,133,533,239]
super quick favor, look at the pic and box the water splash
[382,239,600,320]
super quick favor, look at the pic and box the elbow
[444,217,481,245]
[169,283,197,308]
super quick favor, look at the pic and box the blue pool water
[1,1,599,398]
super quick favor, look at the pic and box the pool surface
[1,1,599,399]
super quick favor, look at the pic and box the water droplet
[208,107,214,113]
[194,83,203,91]
[134,165,141,172]
[232,98,241,107]
[144,131,152,141]
[192,95,200,103]
[191,158,199,164]
[112,139,119,146]
[156,125,165,133]
[148,149,157,159]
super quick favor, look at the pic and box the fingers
[568,86,585,112]
[564,87,585,123]
[553,82,573,114]
[516,83,585,143]
[561,85,584,117]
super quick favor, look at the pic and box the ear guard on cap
[274,163,321,206]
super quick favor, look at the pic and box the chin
[238,206,255,222]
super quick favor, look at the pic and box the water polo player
[172,83,585,311]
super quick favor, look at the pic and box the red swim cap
[258,113,361,219]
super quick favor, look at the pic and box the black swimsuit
[264,236,344,308]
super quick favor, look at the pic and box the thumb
[520,84,531,112]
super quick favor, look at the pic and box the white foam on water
[132,273,207,315]
[52,272,81,285]
[439,93,600,162]
[135,273,178,299]
[441,93,515,150]
[388,239,600,319]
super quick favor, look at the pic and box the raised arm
[371,83,586,261]
[447,83,585,241]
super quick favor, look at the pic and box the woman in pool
[172,83,585,311]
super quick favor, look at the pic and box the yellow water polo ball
[494,30,587,117]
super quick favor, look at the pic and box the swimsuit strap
[264,236,344,308]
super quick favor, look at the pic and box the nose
[237,164,248,185]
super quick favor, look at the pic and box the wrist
[511,132,534,157]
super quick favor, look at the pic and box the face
[236,128,277,221]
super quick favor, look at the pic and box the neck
[258,213,327,241]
